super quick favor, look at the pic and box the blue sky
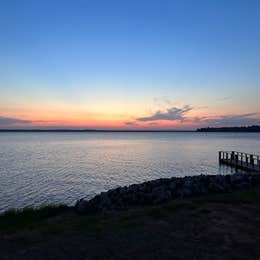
[0,0,260,129]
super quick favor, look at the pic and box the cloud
[217,96,232,101]
[124,121,138,126]
[136,105,193,122]
[197,106,209,109]
[149,122,158,126]
[206,113,260,126]
[153,96,173,106]
[194,113,260,127]
[0,117,33,126]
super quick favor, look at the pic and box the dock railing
[219,151,260,172]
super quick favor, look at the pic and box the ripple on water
[0,132,259,211]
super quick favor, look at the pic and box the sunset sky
[1,0,260,130]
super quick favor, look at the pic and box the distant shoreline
[0,129,194,132]
[197,125,260,132]
[0,126,260,133]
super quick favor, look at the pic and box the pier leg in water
[231,151,235,162]
[218,151,260,173]
[250,155,254,168]
[219,151,221,162]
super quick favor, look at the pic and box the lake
[0,132,260,212]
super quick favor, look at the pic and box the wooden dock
[219,151,260,172]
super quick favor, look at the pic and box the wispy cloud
[136,105,193,122]
[0,117,33,126]
[197,106,209,109]
[153,96,173,106]
[149,122,158,126]
[203,113,260,126]
[0,117,54,128]
[124,121,138,126]
[217,96,232,101]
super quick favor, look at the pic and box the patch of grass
[73,215,106,233]
[191,188,260,205]
[142,202,193,219]
[2,188,260,235]
[115,189,260,228]
[116,201,198,228]
[0,204,70,232]
[163,200,197,212]
[0,205,110,235]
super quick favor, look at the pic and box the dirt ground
[1,190,260,260]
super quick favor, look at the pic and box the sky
[0,0,260,130]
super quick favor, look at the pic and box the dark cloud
[136,105,192,122]
[124,121,138,126]
[207,113,260,126]
[0,117,33,126]
[196,113,260,127]
[192,116,206,123]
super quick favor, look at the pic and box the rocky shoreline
[75,173,260,214]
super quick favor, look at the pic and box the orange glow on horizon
[1,101,259,130]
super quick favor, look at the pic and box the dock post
[246,154,249,166]
[231,151,235,161]
[250,154,254,167]
[219,151,260,173]
[219,151,222,162]
[235,154,238,164]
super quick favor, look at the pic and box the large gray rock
[74,173,260,214]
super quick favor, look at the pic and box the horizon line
[0,125,259,133]
[0,129,196,132]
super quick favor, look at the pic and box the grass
[0,204,70,232]
[190,188,260,205]
[1,188,260,235]
[0,204,108,235]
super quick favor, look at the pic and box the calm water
[0,132,260,212]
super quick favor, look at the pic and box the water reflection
[0,132,259,211]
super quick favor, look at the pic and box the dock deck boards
[219,151,260,173]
